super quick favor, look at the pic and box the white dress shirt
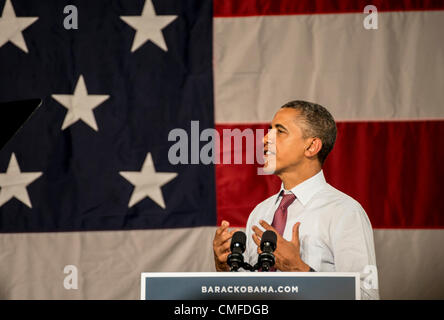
[245,170,380,300]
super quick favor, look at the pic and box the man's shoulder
[319,183,363,209]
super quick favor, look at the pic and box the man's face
[263,108,313,174]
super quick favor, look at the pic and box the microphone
[227,231,247,271]
[258,230,277,271]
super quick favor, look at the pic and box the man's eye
[277,129,284,133]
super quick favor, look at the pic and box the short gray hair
[281,100,337,165]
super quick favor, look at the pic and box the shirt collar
[275,170,327,207]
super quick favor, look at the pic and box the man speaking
[213,100,379,300]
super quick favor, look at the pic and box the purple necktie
[271,192,296,236]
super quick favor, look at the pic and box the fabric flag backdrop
[0,0,443,299]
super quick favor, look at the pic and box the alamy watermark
[363,264,379,290]
[363,5,378,30]
[63,5,78,30]
[167,121,276,175]
[63,265,78,290]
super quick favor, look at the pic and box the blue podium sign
[141,272,360,300]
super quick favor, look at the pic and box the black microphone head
[260,230,277,252]
[230,231,246,253]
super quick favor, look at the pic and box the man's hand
[213,220,238,271]
[252,220,310,272]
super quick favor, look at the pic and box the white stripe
[0,227,216,299]
[0,228,442,299]
[374,229,444,299]
[214,11,444,123]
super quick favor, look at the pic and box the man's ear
[305,138,322,158]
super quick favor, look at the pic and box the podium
[141,272,361,300]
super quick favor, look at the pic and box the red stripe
[214,0,444,17]
[215,121,444,229]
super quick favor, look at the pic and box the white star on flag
[51,75,110,131]
[0,0,38,53]
[0,153,42,208]
[120,0,178,52]
[120,153,177,209]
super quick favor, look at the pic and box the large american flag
[0,0,443,299]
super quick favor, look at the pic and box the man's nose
[263,132,269,145]
[263,129,275,145]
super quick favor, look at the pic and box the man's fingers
[259,220,279,234]
[219,251,230,263]
[291,222,301,245]
[214,222,234,246]
[252,233,261,247]
[214,231,234,248]
[221,230,235,242]
[214,226,243,260]
[252,225,264,238]
[253,234,263,254]
[215,241,231,257]
[215,220,230,236]
[252,224,267,252]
